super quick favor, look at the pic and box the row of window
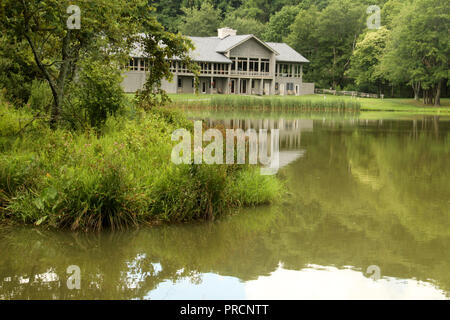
[127,58,149,71]
[127,59,302,78]
[275,64,302,78]
[177,78,217,89]
[230,57,270,73]
[275,83,295,91]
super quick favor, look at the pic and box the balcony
[230,71,272,77]
[172,68,273,78]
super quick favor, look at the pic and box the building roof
[214,34,252,53]
[266,42,310,63]
[131,34,309,64]
[188,37,232,63]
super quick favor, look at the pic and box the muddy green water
[1,111,449,299]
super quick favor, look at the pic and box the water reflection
[0,113,449,299]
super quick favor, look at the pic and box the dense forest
[151,0,449,103]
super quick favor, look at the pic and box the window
[192,78,194,88]
[127,58,139,71]
[294,64,302,78]
[287,83,294,91]
[170,60,177,72]
[275,83,279,90]
[252,81,255,89]
[178,78,182,88]
[261,59,270,73]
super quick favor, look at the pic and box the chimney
[217,27,237,39]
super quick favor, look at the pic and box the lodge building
[122,28,314,96]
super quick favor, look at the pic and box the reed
[172,95,361,112]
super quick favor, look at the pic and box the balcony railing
[170,69,273,77]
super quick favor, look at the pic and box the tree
[0,0,147,127]
[347,27,390,95]
[0,35,40,105]
[262,5,300,42]
[178,1,222,36]
[286,0,366,89]
[285,6,321,84]
[222,14,266,38]
[380,0,449,105]
[151,0,184,32]
[237,0,272,22]
[0,0,196,127]
[137,24,200,109]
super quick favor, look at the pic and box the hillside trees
[347,27,390,95]
[380,0,449,105]
[287,0,366,89]
[178,1,222,36]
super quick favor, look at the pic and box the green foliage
[178,1,222,36]
[175,95,361,112]
[287,0,366,88]
[0,36,39,105]
[70,60,125,129]
[347,27,390,92]
[136,27,199,110]
[262,5,299,42]
[0,104,282,231]
[28,80,53,113]
[225,167,283,206]
[222,15,266,39]
[380,0,449,104]
[0,0,189,126]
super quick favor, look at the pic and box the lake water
[1,110,449,299]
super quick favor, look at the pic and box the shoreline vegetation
[0,99,282,232]
[164,94,450,115]
[171,95,362,113]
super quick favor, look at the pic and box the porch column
[250,78,253,95]
[258,58,261,76]
[260,79,264,95]
[300,64,303,83]
[247,57,250,76]
[270,80,275,96]
[174,74,178,94]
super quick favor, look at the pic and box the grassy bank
[0,102,282,231]
[169,94,361,112]
[165,93,450,114]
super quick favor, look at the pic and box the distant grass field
[163,93,450,114]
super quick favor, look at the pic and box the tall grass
[172,95,361,112]
[0,105,283,231]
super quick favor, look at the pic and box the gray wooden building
[122,28,314,96]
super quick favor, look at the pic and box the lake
[1,110,449,299]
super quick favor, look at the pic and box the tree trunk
[435,80,442,106]
[412,82,420,101]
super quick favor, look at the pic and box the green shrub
[70,59,125,129]
[225,167,283,206]
[0,36,39,106]
[28,79,53,113]
[0,105,283,231]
